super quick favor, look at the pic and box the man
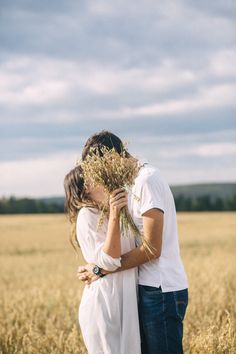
[77,130,188,354]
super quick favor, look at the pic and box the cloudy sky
[0,0,236,197]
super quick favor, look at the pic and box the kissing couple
[64,130,188,354]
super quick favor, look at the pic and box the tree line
[0,195,236,214]
[0,197,64,214]
[174,194,236,211]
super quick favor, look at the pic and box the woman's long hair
[64,165,95,252]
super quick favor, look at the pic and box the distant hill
[41,183,236,205]
[170,183,236,200]
[48,182,236,212]
[1,183,235,214]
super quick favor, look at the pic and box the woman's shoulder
[76,207,103,243]
[77,206,99,224]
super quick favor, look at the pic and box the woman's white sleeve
[76,208,121,271]
[94,243,121,271]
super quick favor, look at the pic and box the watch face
[93,265,100,275]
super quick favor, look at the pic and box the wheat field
[0,212,235,354]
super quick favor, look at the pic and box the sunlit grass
[0,213,235,353]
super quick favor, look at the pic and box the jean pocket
[140,285,162,296]
[174,289,188,321]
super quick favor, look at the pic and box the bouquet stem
[120,206,157,258]
[120,206,141,237]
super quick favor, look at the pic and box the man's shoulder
[135,163,171,195]
[137,163,162,184]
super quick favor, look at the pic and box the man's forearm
[103,209,163,274]
[103,238,161,275]
[118,244,157,271]
[101,245,152,276]
[80,208,163,280]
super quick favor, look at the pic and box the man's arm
[117,207,163,270]
[77,208,163,283]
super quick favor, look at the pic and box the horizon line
[1,181,235,200]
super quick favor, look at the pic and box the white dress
[76,207,141,354]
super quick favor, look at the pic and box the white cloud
[194,143,236,157]
[0,152,80,197]
[0,50,235,122]
[0,55,234,125]
[209,49,236,77]
[96,83,236,119]
[0,57,70,105]
[164,165,236,186]
[88,1,116,16]
[132,137,236,159]
[0,56,196,105]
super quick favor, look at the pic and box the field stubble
[0,212,235,354]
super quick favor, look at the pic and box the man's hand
[77,264,99,285]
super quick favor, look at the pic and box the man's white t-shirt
[129,163,188,293]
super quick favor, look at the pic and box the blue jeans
[138,285,188,354]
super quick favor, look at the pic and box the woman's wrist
[109,206,120,219]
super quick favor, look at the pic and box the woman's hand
[109,188,128,217]
[77,264,99,285]
[77,264,110,285]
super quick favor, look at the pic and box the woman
[64,165,141,354]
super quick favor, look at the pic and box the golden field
[0,212,235,354]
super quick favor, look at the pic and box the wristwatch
[92,265,106,277]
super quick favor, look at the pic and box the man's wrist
[101,268,110,275]
[92,265,106,277]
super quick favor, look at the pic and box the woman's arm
[102,188,127,258]
[76,189,128,276]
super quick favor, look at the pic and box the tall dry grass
[0,212,235,353]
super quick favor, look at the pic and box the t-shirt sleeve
[76,208,121,271]
[139,174,165,215]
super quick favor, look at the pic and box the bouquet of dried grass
[80,146,156,255]
[80,146,140,234]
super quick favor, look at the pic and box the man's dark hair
[82,130,131,160]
